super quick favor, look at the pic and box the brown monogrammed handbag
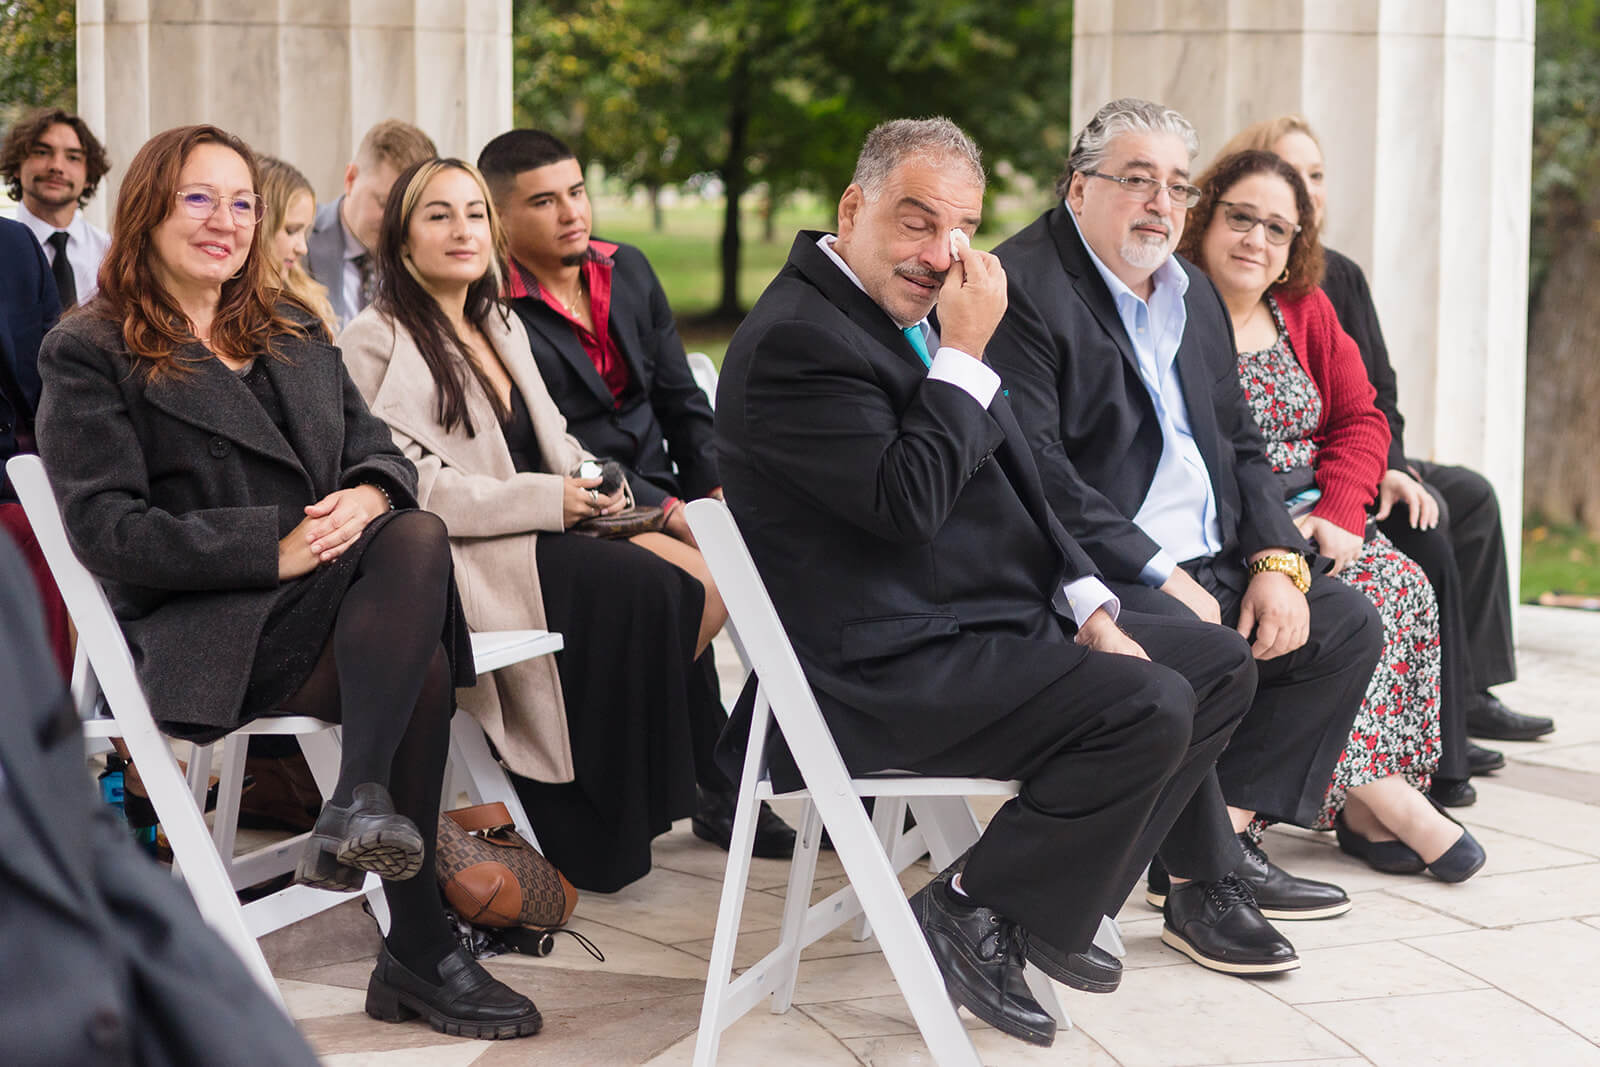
[435,802,578,929]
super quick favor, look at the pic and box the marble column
[1072,0,1535,583]
[76,0,513,215]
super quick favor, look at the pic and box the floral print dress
[1237,297,1442,830]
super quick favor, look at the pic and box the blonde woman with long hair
[258,155,338,336]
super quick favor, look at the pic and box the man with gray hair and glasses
[716,116,1263,1047]
[990,98,1384,975]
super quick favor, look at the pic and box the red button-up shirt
[506,241,630,406]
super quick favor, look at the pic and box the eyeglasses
[1213,200,1301,246]
[1080,171,1203,208]
[174,187,264,227]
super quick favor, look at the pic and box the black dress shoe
[1161,875,1299,975]
[907,872,1056,1047]
[297,783,423,888]
[366,945,542,1039]
[1334,810,1425,874]
[1145,854,1171,909]
[691,787,797,859]
[1234,834,1351,920]
[1467,743,1507,775]
[1467,693,1554,741]
[1428,777,1478,807]
[1024,935,1121,993]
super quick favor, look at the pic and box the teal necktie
[903,324,931,367]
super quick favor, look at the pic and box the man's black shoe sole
[1146,890,1350,921]
[1023,948,1120,993]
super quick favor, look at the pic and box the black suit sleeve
[620,460,668,508]
[990,288,1169,583]
[738,318,1004,545]
[1323,251,1407,468]
[630,251,720,497]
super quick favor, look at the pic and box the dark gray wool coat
[35,308,421,730]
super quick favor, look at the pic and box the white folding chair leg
[853,797,907,942]
[185,740,213,810]
[296,729,342,797]
[768,800,824,1014]
[1094,914,1126,958]
[906,796,983,870]
[210,736,249,865]
[447,711,540,851]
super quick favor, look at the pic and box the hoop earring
[1276,267,1289,284]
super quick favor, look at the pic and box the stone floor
[272,605,1600,1065]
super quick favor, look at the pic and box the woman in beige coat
[342,158,728,891]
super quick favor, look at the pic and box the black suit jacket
[0,535,319,1067]
[1321,247,1408,470]
[0,216,60,501]
[990,205,1306,587]
[35,310,419,730]
[716,232,1101,774]
[506,242,717,506]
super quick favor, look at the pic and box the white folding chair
[685,499,1123,1067]
[686,350,721,411]
[7,454,560,1002]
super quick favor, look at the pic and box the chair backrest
[7,454,153,722]
[686,351,720,410]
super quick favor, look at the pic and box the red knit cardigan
[1274,287,1391,535]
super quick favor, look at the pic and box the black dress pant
[905,611,1253,954]
[1109,561,1383,829]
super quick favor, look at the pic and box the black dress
[502,386,707,892]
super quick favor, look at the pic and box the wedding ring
[588,488,599,503]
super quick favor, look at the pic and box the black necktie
[47,231,77,308]
[355,252,376,310]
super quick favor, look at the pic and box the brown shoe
[238,751,324,832]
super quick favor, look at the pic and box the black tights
[280,511,457,978]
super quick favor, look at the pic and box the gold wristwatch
[1248,552,1311,593]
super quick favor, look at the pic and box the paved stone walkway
[274,605,1600,1065]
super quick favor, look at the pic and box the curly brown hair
[90,125,307,377]
[1176,149,1324,300]
[0,108,111,207]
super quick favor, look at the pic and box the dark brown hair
[1,107,112,206]
[1176,149,1324,300]
[92,125,306,376]
[372,157,509,437]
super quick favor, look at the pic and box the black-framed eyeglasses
[1080,170,1203,208]
[174,187,264,227]
[1213,200,1301,246]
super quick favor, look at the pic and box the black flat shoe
[366,946,542,1039]
[1467,693,1554,741]
[1161,875,1299,975]
[1334,811,1425,874]
[1467,743,1506,776]
[300,783,423,885]
[1235,834,1351,920]
[907,869,1056,1047]
[692,787,797,859]
[1428,777,1478,808]
[1427,829,1487,883]
[1024,935,1121,993]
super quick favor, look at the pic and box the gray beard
[1120,234,1171,271]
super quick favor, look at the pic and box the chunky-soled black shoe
[1467,693,1554,741]
[1334,811,1425,874]
[1429,777,1478,808]
[1467,743,1506,776]
[294,834,366,892]
[366,946,542,1039]
[297,783,424,885]
[692,787,797,859]
[1024,935,1122,993]
[1161,875,1300,975]
[1235,834,1351,920]
[907,871,1056,1047]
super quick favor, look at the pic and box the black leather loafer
[298,783,424,885]
[1024,936,1121,993]
[366,946,542,1039]
[1428,777,1478,808]
[692,788,797,859]
[1161,875,1299,975]
[908,871,1056,1047]
[1334,811,1425,874]
[1236,834,1351,920]
[1467,743,1506,775]
[1467,693,1554,741]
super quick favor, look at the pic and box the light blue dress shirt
[1066,208,1222,585]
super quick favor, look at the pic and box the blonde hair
[1215,115,1320,163]
[355,119,437,174]
[257,155,337,338]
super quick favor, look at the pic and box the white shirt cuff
[927,347,1000,408]
[1061,576,1119,628]
[1141,549,1177,587]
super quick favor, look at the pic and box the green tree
[0,0,77,127]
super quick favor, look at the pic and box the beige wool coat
[341,305,590,782]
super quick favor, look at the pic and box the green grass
[1521,521,1600,604]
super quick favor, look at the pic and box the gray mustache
[896,264,948,285]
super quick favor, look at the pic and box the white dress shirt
[1066,209,1222,585]
[816,234,1118,628]
[14,200,111,303]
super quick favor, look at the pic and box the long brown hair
[1176,149,1324,300]
[372,157,509,437]
[91,125,304,376]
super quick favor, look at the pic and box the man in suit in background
[717,117,1278,1047]
[478,129,797,859]
[0,214,69,677]
[305,120,436,329]
[0,107,112,308]
[990,99,1382,953]
[0,532,321,1066]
